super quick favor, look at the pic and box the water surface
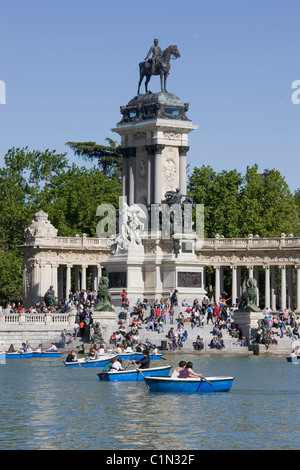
[0,353,299,450]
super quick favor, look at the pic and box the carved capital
[179,146,190,156]
[145,144,165,155]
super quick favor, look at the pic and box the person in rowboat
[130,349,150,369]
[171,360,186,378]
[46,343,58,352]
[178,362,204,379]
[66,350,77,363]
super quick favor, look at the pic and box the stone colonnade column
[280,265,287,310]
[66,265,72,299]
[81,265,88,291]
[214,266,220,303]
[153,144,165,204]
[271,266,277,311]
[178,146,189,195]
[121,147,136,205]
[231,266,237,306]
[288,266,294,311]
[264,265,270,309]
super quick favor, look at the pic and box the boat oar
[201,375,212,386]
[135,366,150,390]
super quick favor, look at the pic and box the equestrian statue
[138,39,180,95]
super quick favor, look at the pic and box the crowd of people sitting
[110,290,246,352]
[0,289,99,316]
[2,287,299,353]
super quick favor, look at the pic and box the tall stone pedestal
[233,309,264,349]
[104,243,145,306]
[90,310,117,345]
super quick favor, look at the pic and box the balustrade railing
[0,312,75,325]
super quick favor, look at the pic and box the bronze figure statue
[93,276,115,312]
[44,285,57,307]
[90,322,104,344]
[138,42,180,95]
[144,39,162,75]
[239,279,261,312]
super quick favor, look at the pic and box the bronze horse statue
[138,45,180,95]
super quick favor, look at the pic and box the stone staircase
[54,306,294,355]
[110,306,294,354]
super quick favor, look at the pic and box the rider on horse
[144,39,162,75]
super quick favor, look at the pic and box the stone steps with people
[111,305,294,353]
[112,305,248,352]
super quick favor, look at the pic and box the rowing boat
[6,352,33,359]
[116,352,162,361]
[64,354,116,368]
[286,355,300,363]
[32,351,61,358]
[97,365,172,382]
[142,376,234,393]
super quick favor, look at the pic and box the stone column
[120,149,129,198]
[220,267,224,294]
[51,264,58,300]
[254,266,260,306]
[237,266,242,301]
[179,146,189,195]
[74,265,80,292]
[215,266,220,304]
[153,144,165,204]
[271,266,277,311]
[66,265,72,298]
[248,266,254,279]
[288,266,294,311]
[58,265,64,303]
[296,265,300,312]
[121,147,136,205]
[231,266,237,307]
[280,265,287,310]
[264,265,270,310]
[32,261,40,307]
[81,265,88,291]
[92,266,98,291]
[145,145,154,205]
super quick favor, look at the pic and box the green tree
[66,138,122,179]
[240,165,299,237]
[0,147,122,304]
[188,165,243,237]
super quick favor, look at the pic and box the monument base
[233,309,264,348]
[91,310,117,345]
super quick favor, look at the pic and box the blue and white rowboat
[33,351,61,358]
[116,352,163,361]
[64,354,116,368]
[286,355,300,363]
[6,352,33,359]
[97,365,172,382]
[143,376,234,393]
[134,353,163,361]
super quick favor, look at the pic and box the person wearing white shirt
[110,358,124,372]
[46,343,58,352]
[171,361,187,378]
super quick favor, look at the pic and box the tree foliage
[0,146,121,304]
[66,138,122,179]
[188,164,300,238]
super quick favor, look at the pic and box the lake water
[0,353,299,451]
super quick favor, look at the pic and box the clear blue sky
[1,0,299,191]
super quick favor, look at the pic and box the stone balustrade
[0,312,77,325]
